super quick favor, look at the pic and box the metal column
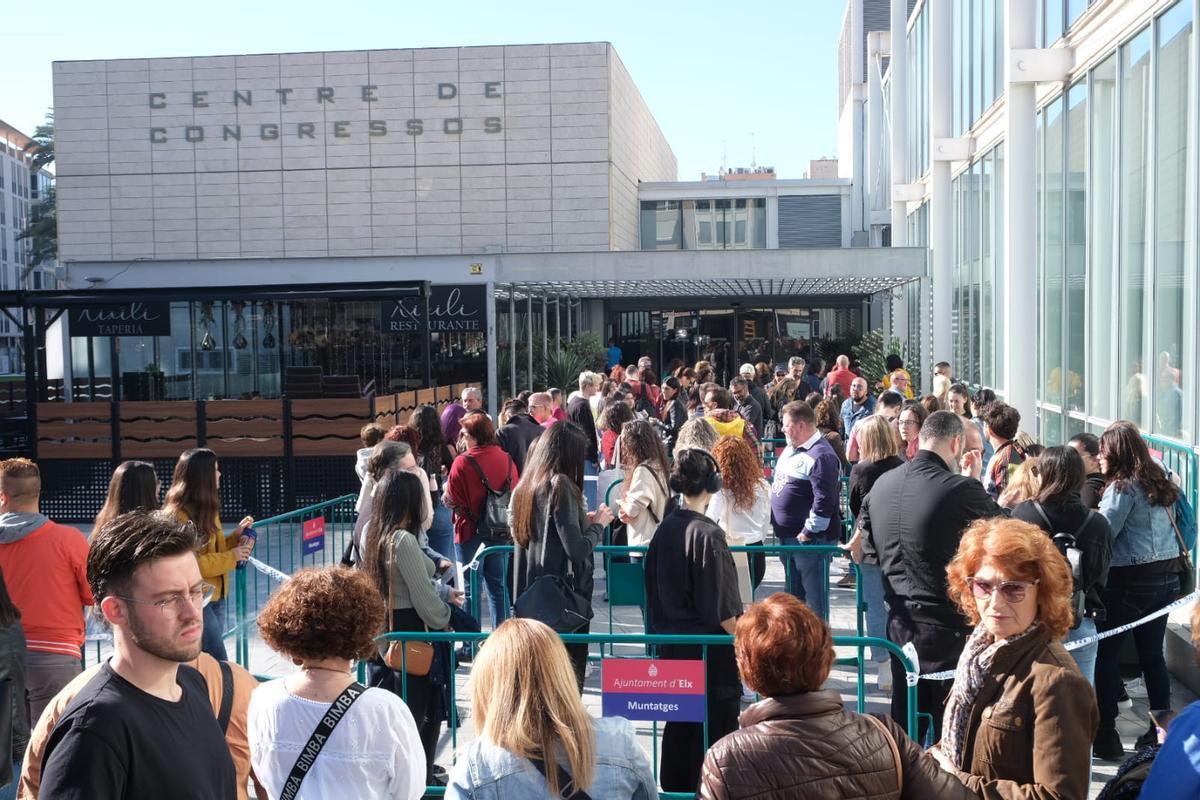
[1004,0,1038,424]
[554,295,561,357]
[485,281,498,418]
[526,293,534,392]
[541,295,548,370]
[929,0,954,380]
[508,284,516,399]
[890,0,910,244]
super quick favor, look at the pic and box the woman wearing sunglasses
[929,516,1097,798]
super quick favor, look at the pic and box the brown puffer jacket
[699,690,980,800]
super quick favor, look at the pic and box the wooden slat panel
[205,400,283,421]
[396,392,418,411]
[119,401,197,421]
[121,420,198,440]
[38,403,111,423]
[290,399,371,418]
[206,438,285,457]
[206,419,282,439]
[37,422,112,440]
[293,438,361,456]
[416,388,436,405]
[38,441,113,458]
[122,440,199,459]
[292,419,363,439]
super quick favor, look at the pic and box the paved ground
[81,546,1196,798]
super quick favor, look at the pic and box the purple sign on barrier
[601,659,706,722]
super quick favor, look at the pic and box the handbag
[513,573,593,633]
[1168,506,1196,598]
[381,530,435,677]
[863,714,903,792]
[721,496,753,606]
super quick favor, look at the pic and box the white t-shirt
[249,679,425,800]
[706,481,772,543]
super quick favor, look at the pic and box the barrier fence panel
[372,629,919,799]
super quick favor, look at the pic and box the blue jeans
[1066,617,1097,685]
[779,537,829,622]
[427,504,456,586]
[457,535,509,630]
[860,561,889,663]
[0,760,19,800]
[202,598,229,661]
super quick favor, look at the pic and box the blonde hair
[471,619,595,794]
[674,417,720,454]
[856,415,901,463]
[998,456,1041,509]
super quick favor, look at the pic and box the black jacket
[566,395,599,463]
[734,395,764,438]
[662,396,688,451]
[497,413,543,477]
[512,476,603,612]
[1081,472,1106,510]
[848,455,904,519]
[750,384,772,420]
[1013,496,1113,620]
[860,450,1002,623]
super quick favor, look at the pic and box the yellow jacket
[175,509,241,601]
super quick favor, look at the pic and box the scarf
[941,622,1042,769]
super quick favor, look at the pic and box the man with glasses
[859,412,1000,742]
[38,512,237,798]
[0,458,93,728]
[846,391,902,464]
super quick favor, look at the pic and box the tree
[17,112,55,283]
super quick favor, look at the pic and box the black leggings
[745,539,767,590]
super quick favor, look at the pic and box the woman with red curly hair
[930,517,1098,798]
[249,566,424,800]
[699,593,977,799]
[707,435,771,600]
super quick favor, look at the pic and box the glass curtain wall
[952,144,1003,389]
[1024,1,1196,445]
[908,3,930,181]
[953,0,1005,137]
[638,199,767,250]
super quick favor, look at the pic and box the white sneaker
[877,661,893,693]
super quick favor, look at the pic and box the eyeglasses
[967,577,1038,604]
[899,418,921,428]
[116,583,216,619]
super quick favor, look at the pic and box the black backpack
[464,453,514,542]
[1033,502,1092,629]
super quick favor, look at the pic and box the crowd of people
[0,350,1197,799]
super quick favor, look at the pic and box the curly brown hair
[711,435,762,512]
[257,566,385,661]
[946,517,1075,639]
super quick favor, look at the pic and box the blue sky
[2,0,845,179]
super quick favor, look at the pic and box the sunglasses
[968,577,1039,604]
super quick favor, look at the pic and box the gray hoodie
[0,511,49,544]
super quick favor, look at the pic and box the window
[1089,55,1117,421]
[1042,98,1064,418]
[1152,0,1192,439]
[640,201,682,250]
[1065,80,1087,413]
[1119,28,1152,427]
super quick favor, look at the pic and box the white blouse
[249,679,425,800]
[706,481,772,544]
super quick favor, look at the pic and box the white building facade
[851,0,1199,449]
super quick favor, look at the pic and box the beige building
[52,43,676,262]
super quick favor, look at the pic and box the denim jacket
[1099,480,1180,567]
[446,716,658,800]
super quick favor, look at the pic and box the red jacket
[825,365,857,400]
[0,518,93,657]
[444,444,519,544]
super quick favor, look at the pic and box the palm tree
[17,112,55,283]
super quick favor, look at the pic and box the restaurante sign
[382,285,484,334]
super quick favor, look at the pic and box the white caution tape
[247,556,291,584]
[913,591,1199,683]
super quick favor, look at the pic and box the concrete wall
[53,43,675,262]
[607,49,677,251]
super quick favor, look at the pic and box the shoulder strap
[217,660,234,735]
[528,758,594,800]
[1032,502,1055,533]
[863,713,902,793]
[1072,510,1095,539]
[463,453,494,493]
[280,682,368,800]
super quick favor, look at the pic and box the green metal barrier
[233,493,359,667]
[373,629,920,799]
[1142,432,1199,561]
